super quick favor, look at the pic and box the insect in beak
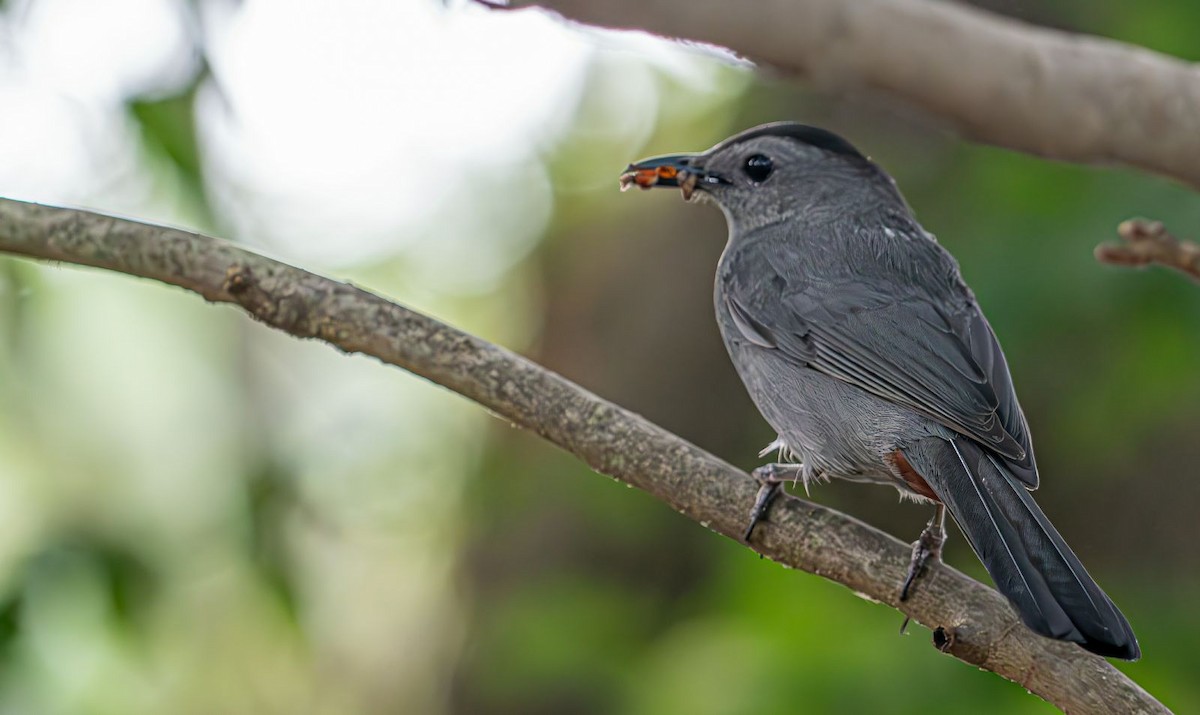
[619,154,726,200]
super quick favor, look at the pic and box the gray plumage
[623,122,1138,660]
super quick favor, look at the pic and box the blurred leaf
[128,67,208,205]
[0,596,21,655]
[245,461,301,624]
[97,545,155,628]
[24,538,156,633]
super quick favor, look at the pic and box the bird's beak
[619,153,728,201]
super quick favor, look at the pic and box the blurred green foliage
[129,79,207,210]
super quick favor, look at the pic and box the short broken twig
[1096,219,1200,282]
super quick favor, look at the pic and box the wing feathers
[722,232,1037,485]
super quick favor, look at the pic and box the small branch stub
[1096,219,1200,282]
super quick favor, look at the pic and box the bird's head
[621,122,896,231]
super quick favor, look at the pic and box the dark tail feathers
[904,436,1139,660]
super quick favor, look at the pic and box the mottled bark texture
[0,199,1168,714]
[502,0,1200,190]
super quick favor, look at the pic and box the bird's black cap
[716,122,868,162]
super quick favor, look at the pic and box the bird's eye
[743,154,774,183]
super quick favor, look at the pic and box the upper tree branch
[504,0,1200,190]
[0,198,1167,714]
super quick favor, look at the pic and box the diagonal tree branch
[501,0,1200,191]
[0,197,1167,714]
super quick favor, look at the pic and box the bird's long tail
[903,436,1140,660]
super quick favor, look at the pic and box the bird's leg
[899,504,947,601]
[743,462,804,542]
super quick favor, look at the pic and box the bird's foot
[900,506,947,602]
[902,506,945,633]
[744,462,804,542]
[898,505,947,634]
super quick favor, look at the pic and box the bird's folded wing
[726,284,1037,487]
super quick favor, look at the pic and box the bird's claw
[899,505,947,602]
[743,463,804,542]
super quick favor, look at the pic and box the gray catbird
[620,122,1139,660]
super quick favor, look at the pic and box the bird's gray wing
[724,246,1037,487]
